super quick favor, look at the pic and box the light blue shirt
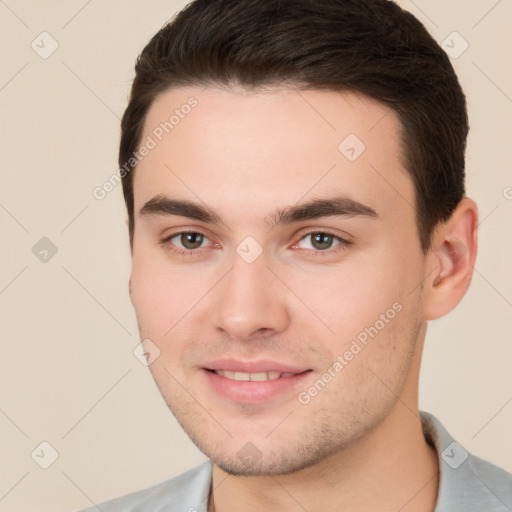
[79,412,512,511]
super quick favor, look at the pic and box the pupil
[312,233,333,250]
[181,233,203,249]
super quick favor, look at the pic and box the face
[129,86,429,476]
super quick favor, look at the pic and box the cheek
[130,246,217,339]
[286,256,411,342]
[130,248,180,333]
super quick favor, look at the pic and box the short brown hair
[120,0,468,252]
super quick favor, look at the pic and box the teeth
[249,372,268,381]
[215,370,290,381]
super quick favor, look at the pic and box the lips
[202,359,312,403]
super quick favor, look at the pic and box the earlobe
[424,198,478,320]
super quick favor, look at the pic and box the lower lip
[202,369,312,404]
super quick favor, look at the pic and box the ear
[128,277,133,303]
[423,198,478,320]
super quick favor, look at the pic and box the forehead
[134,85,414,223]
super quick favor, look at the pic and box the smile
[213,370,297,381]
[203,362,312,403]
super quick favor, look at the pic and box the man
[82,0,512,510]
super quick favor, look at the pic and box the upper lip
[203,359,310,374]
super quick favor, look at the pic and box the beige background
[0,1,511,511]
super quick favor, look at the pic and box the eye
[179,232,206,250]
[296,232,347,251]
[161,231,211,251]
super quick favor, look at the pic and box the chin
[197,434,353,477]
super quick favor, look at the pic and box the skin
[129,85,478,511]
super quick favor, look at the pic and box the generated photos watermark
[298,301,403,405]
[92,96,198,201]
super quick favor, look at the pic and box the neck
[210,406,439,512]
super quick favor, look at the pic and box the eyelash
[159,230,352,257]
[159,230,213,257]
[297,232,352,258]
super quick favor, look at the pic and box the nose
[212,254,291,341]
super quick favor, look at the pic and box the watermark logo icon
[441,441,468,469]
[338,134,366,162]
[32,237,58,263]
[441,31,469,59]
[31,441,59,469]
[31,32,59,59]
[237,442,263,467]
[236,236,263,264]
[133,339,161,366]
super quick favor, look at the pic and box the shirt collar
[420,411,511,511]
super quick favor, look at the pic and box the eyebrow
[139,194,221,223]
[139,194,378,226]
[269,197,378,226]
